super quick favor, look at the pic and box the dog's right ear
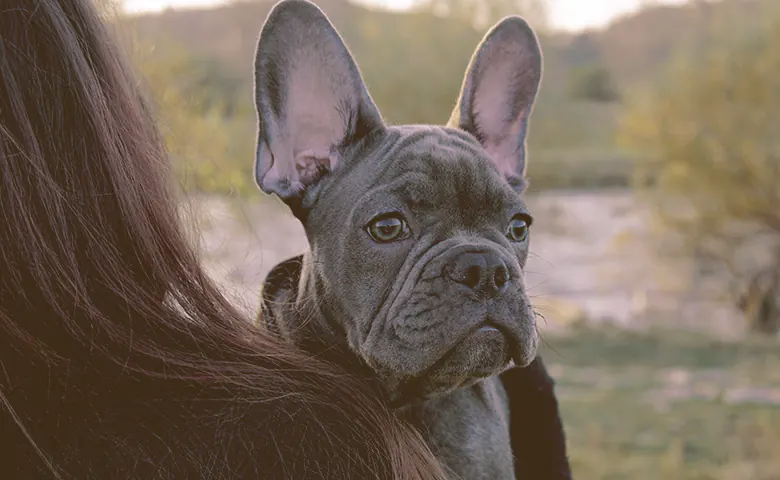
[253,0,384,207]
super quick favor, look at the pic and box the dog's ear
[253,0,384,204]
[448,17,543,191]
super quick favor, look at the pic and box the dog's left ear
[448,17,543,191]
[253,0,384,205]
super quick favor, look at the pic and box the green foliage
[568,65,621,103]
[526,149,640,191]
[618,12,780,281]
[562,33,601,68]
[336,9,482,126]
[596,0,772,88]
[131,40,257,197]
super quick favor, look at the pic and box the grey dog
[253,1,569,478]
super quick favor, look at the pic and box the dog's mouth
[447,316,514,356]
[472,317,530,360]
[390,318,518,406]
[476,323,500,334]
[479,319,532,367]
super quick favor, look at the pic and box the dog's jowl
[253,1,556,478]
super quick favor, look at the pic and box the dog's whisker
[537,332,561,358]
[526,278,554,291]
[526,252,556,268]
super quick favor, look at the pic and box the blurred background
[100,0,780,477]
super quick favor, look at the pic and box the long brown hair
[0,1,445,478]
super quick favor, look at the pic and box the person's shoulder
[241,396,393,480]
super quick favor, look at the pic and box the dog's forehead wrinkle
[344,140,526,238]
[371,127,512,213]
[384,125,483,163]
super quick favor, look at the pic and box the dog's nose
[447,252,510,297]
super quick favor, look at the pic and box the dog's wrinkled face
[253,0,543,403]
[306,126,537,401]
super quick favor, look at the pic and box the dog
[252,1,570,478]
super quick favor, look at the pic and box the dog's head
[254,0,542,404]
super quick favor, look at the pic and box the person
[0,1,446,478]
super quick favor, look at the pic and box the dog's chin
[390,327,515,406]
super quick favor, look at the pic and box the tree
[564,33,602,68]
[414,0,550,30]
[617,13,780,333]
[568,65,621,103]
[131,40,256,196]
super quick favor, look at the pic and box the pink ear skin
[295,149,340,185]
[448,16,542,187]
[258,148,341,200]
[253,0,384,205]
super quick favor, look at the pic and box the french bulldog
[253,1,570,478]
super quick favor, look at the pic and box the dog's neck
[259,255,522,479]
[259,253,470,408]
[259,253,379,383]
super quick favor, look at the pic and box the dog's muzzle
[361,242,537,403]
[446,250,512,300]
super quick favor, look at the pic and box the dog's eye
[367,214,409,243]
[506,215,530,242]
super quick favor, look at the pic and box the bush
[569,65,621,103]
[617,12,780,300]
[526,150,640,191]
[130,40,258,197]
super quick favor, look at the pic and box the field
[545,326,780,480]
[191,189,780,480]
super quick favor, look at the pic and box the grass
[527,149,642,191]
[540,325,780,480]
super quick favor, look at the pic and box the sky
[123,0,686,32]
